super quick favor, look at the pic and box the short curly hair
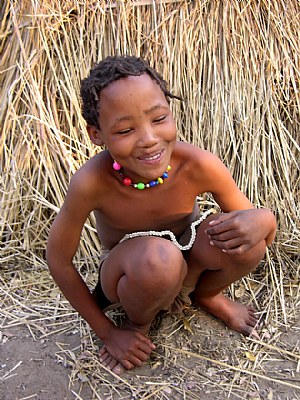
[80,55,181,129]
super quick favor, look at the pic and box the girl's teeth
[145,153,160,161]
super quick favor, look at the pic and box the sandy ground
[1,326,90,400]
[1,306,299,400]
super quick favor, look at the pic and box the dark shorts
[92,279,115,311]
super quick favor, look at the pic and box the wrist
[93,317,116,342]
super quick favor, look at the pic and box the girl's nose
[137,126,158,148]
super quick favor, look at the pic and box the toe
[99,350,110,363]
[247,306,257,315]
[241,324,253,336]
[247,315,258,326]
[101,356,112,367]
[106,357,119,370]
[112,363,126,375]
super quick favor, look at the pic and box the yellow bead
[158,177,163,184]
[167,165,171,171]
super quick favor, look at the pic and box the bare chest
[94,187,197,248]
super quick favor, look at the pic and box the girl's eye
[117,128,132,134]
[153,115,166,123]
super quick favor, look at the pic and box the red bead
[123,177,132,186]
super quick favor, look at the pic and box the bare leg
[185,214,266,336]
[99,237,187,373]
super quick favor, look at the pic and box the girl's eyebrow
[144,103,169,115]
[113,115,132,125]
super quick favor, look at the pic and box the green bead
[137,182,145,190]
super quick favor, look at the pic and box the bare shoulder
[56,150,111,221]
[173,141,224,177]
[173,141,252,210]
[174,141,219,160]
[69,151,109,198]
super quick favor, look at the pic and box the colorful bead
[123,177,132,186]
[113,161,122,171]
[113,162,171,190]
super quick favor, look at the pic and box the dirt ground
[1,303,299,400]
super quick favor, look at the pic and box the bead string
[113,161,171,190]
[119,208,216,250]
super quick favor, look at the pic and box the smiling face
[88,73,177,183]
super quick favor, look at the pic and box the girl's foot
[194,292,258,336]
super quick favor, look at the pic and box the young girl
[47,56,276,374]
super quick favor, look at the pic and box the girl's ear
[87,125,104,146]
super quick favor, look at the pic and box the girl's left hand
[205,209,272,255]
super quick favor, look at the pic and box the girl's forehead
[100,73,164,99]
[97,74,170,128]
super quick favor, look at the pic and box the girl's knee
[127,238,187,292]
[233,240,267,269]
[187,237,266,279]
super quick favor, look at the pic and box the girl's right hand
[99,326,155,373]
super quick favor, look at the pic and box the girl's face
[94,73,177,183]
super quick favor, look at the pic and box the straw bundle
[0,1,299,398]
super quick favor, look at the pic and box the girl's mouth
[138,150,163,162]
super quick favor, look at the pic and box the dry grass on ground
[0,1,299,399]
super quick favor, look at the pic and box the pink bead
[113,161,122,171]
[123,177,132,186]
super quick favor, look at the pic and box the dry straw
[0,0,299,398]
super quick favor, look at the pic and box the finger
[207,212,237,227]
[206,221,236,237]
[132,330,154,343]
[207,219,226,229]
[209,237,243,250]
[122,354,145,368]
[131,348,151,362]
[121,343,153,365]
[121,360,136,370]
[130,332,156,351]
[137,339,156,353]
[208,229,239,242]
[221,245,249,255]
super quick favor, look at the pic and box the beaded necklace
[113,161,171,190]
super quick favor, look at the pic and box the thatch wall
[1,1,299,299]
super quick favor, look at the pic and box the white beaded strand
[119,208,216,251]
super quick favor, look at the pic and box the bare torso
[84,142,210,249]
[69,141,253,251]
[95,202,200,249]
